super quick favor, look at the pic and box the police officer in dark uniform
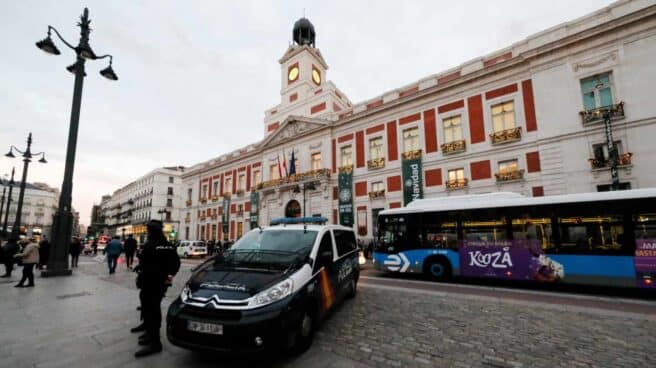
[132,220,180,358]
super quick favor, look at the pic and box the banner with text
[338,169,353,227]
[250,191,259,228]
[402,156,423,206]
[222,196,230,240]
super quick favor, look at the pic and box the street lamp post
[293,181,317,217]
[1,168,15,237]
[0,177,7,236]
[5,133,48,239]
[37,8,118,277]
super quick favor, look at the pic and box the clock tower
[263,17,351,136]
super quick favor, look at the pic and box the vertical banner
[338,168,353,227]
[222,196,230,240]
[402,153,423,206]
[250,191,259,228]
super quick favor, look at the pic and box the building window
[498,159,519,174]
[167,187,173,195]
[443,115,462,143]
[270,164,279,180]
[168,176,174,184]
[202,185,208,198]
[372,181,384,192]
[213,182,218,196]
[166,198,173,207]
[341,145,353,167]
[238,174,245,191]
[581,73,613,110]
[403,127,420,153]
[311,152,322,170]
[225,177,232,193]
[491,101,515,132]
[253,170,261,185]
[165,212,171,221]
[187,188,192,201]
[448,168,465,184]
[369,137,384,160]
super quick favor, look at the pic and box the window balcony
[579,102,625,125]
[588,152,633,170]
[401,149,422,160]
[368,190,385,200]
[446,179,468,190]
[236,189,245,196]
[255,168,331,190]
[200,197,208,204]
[490,127,522,145]
[184,216,191,223]
[495,169,525,182]
[211,195,220,202]
[441,140,466,155]
[223,192,232,199]
[338,165,353,174]
[185,200,192,207]
[367,158,385,170]
[211,214,218,220]
[199,215,206,221]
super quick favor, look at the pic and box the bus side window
[556,215,625,254]
[424,221,458,250]
[462,216,506,242]
[634,214,656,239]
[512,217,554,251]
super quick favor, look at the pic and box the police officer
[132,220,180,358]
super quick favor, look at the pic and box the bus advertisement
[373,189,656,289]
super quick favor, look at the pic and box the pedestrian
[105,236,123,274]
[38,236,50,270]
[14,237,39,288]
[69,237,82,268]
[92,239,98,255]
[1,237,19,278]
[124,234,137,269]
[207,239,215,256]
[132,220,180,358]
[216,239,222,254]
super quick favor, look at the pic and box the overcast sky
[0,0,614,225]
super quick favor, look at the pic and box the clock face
[312,69,321,85]
[339,189,351,202]
[288,66,299,82]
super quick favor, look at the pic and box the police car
[166,217,359,354]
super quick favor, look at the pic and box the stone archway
[285,200,301,218]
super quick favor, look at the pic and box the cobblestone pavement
[0,255,654,367]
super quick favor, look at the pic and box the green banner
[222,196,230,240]
[338,169,354,227]
[250,191,259,228]
[402,156,423,206]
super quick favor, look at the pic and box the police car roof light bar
[269,217,328,226]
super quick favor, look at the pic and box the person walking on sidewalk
[38,236,50,270]
[124,234,137,270]
[1,238,19,278]
[133,220,180,358]
[105,236,123,274]
[69,237,82,268]
[14,238,39,288]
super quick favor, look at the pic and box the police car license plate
[187,320,223,335]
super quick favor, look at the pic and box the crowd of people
[0,219,182,358]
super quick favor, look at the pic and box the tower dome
[292,17,316,47]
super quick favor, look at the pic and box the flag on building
[276,153,282,179]
[282,151,288,177]
[289,150,296,176]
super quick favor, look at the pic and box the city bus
[373,189,656,289]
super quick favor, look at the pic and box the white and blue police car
[166,217,359,354]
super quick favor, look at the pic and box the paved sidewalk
[0,257,366,368]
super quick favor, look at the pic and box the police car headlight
[249,278,293,308]
[180,285,191,303]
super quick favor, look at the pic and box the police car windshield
[217,230,317,269]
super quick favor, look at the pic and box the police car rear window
[334,230,357,256]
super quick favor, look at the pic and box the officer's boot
[130,322,146,333]
[135,332,162,358]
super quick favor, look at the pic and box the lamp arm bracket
[95,54,113,64]
[48,26,76,51]
[10,146,24,155]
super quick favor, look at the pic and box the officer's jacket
[138,239,180,286]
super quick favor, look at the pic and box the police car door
[332,229,358,299]
[313,230,338,315]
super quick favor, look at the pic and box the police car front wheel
[289,309,315,354]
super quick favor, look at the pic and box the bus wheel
[424,258,451,281]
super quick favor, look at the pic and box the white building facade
[100,166,185,243]
[182,0,656,242]
[0,181,59,238]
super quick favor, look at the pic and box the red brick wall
[425,168,442,186]
[333,209,338,225]
[331,139,336,173]
[389,202,402,209]
[246,165,251,191]
[526,151,541,173]
[356,131,365,168]
[423,109,437,153]
[438,100,464,114]
[471,160,492,180]
[311,102,326,114]
[267,122,279,132]
[485,83,518,100]
[232,170,237,193]
[338,133,353,143]
[245,202,251,212]
[467,95,485,144]
[366,124,385,135]
[399,86,419,98]
[230,221,235,240]
[219,174,223,195]
[399,112,421,125]
[387,176,402,192]
[367,99,383,109]
[289,93,298,103]
[522,79,538,132]
[387,121,398,161]
[355,181,367,197]
[483,51,512,67]
[230,203,236,213]
[333,186,338,200]
[438,71,461,84]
